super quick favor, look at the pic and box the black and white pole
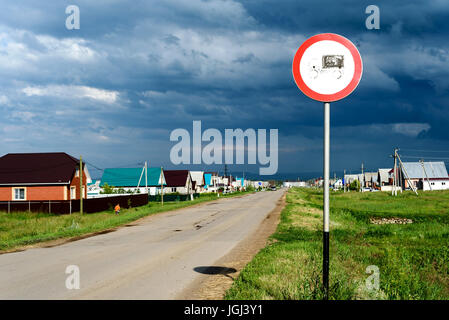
[292,33,363,301]
[323,102,330,299]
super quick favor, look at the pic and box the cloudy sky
[1,0,448,178]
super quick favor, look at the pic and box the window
[443,182,446,186]
[75,169,79,177]
[13,188,26,200]
[70,186,76,199]
[431,182,435,185]
[171,188,176,192]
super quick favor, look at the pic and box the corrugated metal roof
[204,173,212,187]
[0,152,79,185]
[401,161,448,179]
[100,167,164,187]
[164,170,190,187]
[364,172,377,181]
[190,171,204,185]
[378,169,390,183]
[344,174,360,183]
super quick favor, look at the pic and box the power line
[84,161,104,172]
[84,161,146,172]
[400,149,449,153]
[401,155,449,160]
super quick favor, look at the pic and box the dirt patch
[177,191,287,300]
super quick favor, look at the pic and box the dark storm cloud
[0,0,448,174]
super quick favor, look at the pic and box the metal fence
[0,194,148,214]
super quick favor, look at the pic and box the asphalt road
[0,190,284,299]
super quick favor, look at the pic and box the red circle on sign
[292,33,362,102]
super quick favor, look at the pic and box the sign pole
[323,102,330,299]
[292,33,363,301]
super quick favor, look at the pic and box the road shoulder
[177,190,286,300]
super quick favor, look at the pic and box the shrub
[349,180,360,191]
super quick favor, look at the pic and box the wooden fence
[0,194,148,214]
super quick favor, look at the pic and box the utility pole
[80,155,83,214]
[360,162,364,192]
[145,161,148,194]
[391,148,398,196]
[420,159,432,191]
[161,166,164,205]
[397,153,418,195]
[393,149,397,196]
[136,164,145,194]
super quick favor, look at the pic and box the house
[332,179,343,189]
[100,167,166,195]
[0,152,90,201]
[377,168,391,186]
[215,175,232,191]
[204,172,222,192]
[190,171,205,193]
[232,177,245,190]
[87,180,101,197]
[364,172,378,188]
[378,167,402,192]
[283,181,307,188]
[400,161,449,191]
[203,172,215,192]
[163,170,193,194]
[344,174,360,185]
[252,180,269,189]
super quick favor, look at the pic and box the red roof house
[163,170,193,194]
[0,152,90,201]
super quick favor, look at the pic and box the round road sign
[292,33,362,102]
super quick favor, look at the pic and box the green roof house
[100,167,166,195]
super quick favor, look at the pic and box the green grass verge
[225,188,449,300]
[0,190,253,252]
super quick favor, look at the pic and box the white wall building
[283,181,307,188]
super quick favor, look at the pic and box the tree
[349,180,360,191]
[101,183,115,194]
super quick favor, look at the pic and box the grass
[0,190,253,252]
[225,188,449,300]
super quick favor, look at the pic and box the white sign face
[299,40,355,95]
[292,33,363,102]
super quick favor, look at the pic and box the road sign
[292,33,363,300]
[292,33,362,102]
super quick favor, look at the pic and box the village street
[0,190,284,299]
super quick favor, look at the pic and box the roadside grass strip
[225,188,449,300]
